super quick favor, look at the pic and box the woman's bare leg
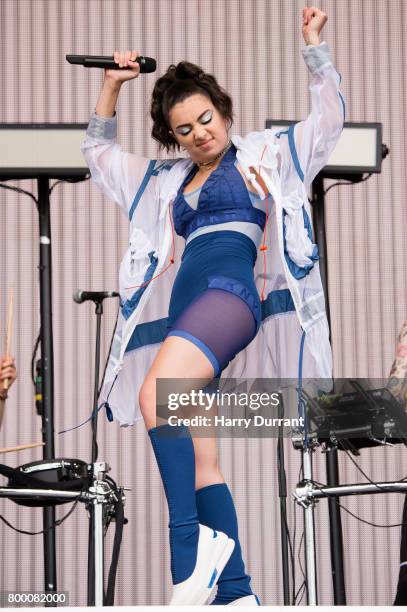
[140,336,224,488]
[140,334,234,594]
[139,335,216,430]
[193,436,225,490]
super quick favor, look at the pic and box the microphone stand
[91,301,102,464]
[86,297,106,606]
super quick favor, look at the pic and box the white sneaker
[170,523,235,606]
[226,594,260,606]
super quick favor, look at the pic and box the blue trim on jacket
[120,251,158,320]
[129,159,156,221]
[282,208,319,280]
[288,124,305,182]
[338,91,346,121]
[334,70,346,121]
[125,317,169,352]
[151,160,177,176]
[261,288,295,320]
[128,159,180,221]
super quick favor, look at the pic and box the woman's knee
[139,376,177,427]
[139,379,156,422]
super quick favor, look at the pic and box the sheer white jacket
[81,41,345,426]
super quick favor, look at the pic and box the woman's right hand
[104,50,142,84]
[0,355,16,398]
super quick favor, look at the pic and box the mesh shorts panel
[168,288,257,373]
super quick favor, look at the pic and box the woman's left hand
[302,6,327,46]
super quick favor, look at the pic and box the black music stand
[0,122,88,596]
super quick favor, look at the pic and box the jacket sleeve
[80,111,156,217]
[292,41,345,189]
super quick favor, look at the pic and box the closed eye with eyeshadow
[175,110,213,135]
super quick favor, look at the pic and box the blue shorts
[166,230,261,376]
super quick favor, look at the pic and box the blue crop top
[172,144,271,248]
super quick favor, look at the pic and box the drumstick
[3,287,13,391]
[0,441,45,454]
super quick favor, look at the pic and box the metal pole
[278,444,291,604]
[87,303,104,606]
[94,497,104,607]
[311,175,346,604]
[36,177,57,597]
[302,449,317,605]
[277,394,291,604]
[312,175,331,327]
[326,447,347,603]
[92,302,102,463]
[296,480,407,499]
[89,462,109,606]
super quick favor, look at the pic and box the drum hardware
[292,383,407,605]
[0,458,128,607]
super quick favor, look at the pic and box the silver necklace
[195,139,232,171]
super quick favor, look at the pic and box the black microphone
[73,290,120,304]
[66,54,156,73]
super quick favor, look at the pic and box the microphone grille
[73,290,82,304]
[139,56,156,73]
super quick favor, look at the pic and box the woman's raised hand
[104,50,142,83]
[302,6,327,45]
[0,356,16,398]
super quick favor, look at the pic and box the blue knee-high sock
[148,423,199,584]
[195,483,255,605]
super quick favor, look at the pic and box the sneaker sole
[193,537,236,605]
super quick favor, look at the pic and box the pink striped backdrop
[0,0,406,605]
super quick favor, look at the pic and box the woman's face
[168,93,230,163]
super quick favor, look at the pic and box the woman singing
[81,6,344,606]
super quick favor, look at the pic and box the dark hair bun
[174,62,205,81]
